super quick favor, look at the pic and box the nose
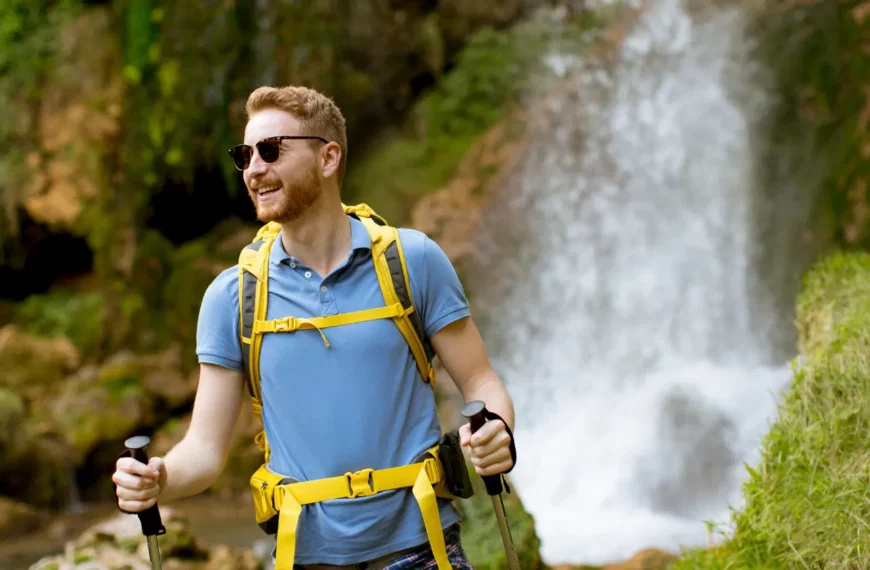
[246,149,269,177]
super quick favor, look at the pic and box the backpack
[236,202,435,461]
[236,203,457,570]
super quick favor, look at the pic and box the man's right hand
[113,456,165,512]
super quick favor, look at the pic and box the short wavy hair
[245,85,348,185]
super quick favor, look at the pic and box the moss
[14,291,104,357]
[53,377,148,462]
[116,536,139,553]
[99,363,142,400]
[0,388,25,438]
[749,1,870,251]
[674,252,870,569]
[0,0,83,250]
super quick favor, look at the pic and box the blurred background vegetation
[2,0,870,569]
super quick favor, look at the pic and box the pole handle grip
[461,400,504,496]
[125,436,166,537]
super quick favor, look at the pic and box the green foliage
[14,290,104,356]
[100,367,140,399]
[0,0,82,251]
[673,252,870,569]
[344,13,594,223]
[751,1,870,250]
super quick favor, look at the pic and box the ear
[321,142,342,179]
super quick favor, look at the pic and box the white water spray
[472,0,816,564]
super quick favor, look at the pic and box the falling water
[471,0,818,564]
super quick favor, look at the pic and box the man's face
[242,109,323,224]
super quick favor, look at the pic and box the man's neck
[279,195,351,278]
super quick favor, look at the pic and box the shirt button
[304,271,312,279]
[289,262,297,269]
[320,285,328,293]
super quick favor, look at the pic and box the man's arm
[431,316,515,477]
[113,363,246,510]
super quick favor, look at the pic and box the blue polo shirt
[195,214,469,564]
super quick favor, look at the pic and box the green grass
[674,252,870,569]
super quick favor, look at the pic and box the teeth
[257,185,280,194]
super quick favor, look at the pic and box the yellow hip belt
[250,449,453,570]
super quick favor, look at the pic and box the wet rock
[47,364,153,464]
[0,388,69,508]
[0,388,26,458]
[28,507,259,570]
[603,548,679,570]
[551,548,680,570]
[0,325,80,403]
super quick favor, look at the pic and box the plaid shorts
[382,523,474,569]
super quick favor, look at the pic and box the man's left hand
[460,419,514,477]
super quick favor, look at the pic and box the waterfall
[471,0,818,564]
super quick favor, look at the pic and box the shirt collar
[269,214,372,266]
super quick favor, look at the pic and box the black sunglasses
[228,135,329,171]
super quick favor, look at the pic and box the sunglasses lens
[257,140,281,163]
[229,145,251,170]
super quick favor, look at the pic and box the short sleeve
[195,267,244,371]
[417,235,471,338]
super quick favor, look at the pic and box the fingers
[470,445,513,477]
[117,456,161,479]
[463,420,514,476]
[459,424,471,447]
[113,456,162,512]
[116,490,160,512]
[148,457,165,479]
[467,421,510,458]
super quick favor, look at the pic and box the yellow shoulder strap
[238,223,280,462]
[355,213,436,385]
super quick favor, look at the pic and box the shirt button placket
[320,281,337,315]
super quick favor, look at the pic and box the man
[113,85,516,569]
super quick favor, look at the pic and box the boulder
[0,325,80,403]
[0,388,69,508]
[46,364,153,465]
[28,507,259,570]
[550,548,679,570]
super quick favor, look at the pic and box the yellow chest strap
[253,302,409,347]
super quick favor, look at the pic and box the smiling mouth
[256,185,281,196]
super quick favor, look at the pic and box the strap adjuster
[274,317,294,332]
[345,468,375,498]
[422,458,440,485]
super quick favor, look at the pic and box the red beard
[250,161,321,224]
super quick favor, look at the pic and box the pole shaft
[491,495,521,570]
[146,535,162,570]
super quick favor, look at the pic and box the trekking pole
[125,435,166,570]
[462,401,521,570]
